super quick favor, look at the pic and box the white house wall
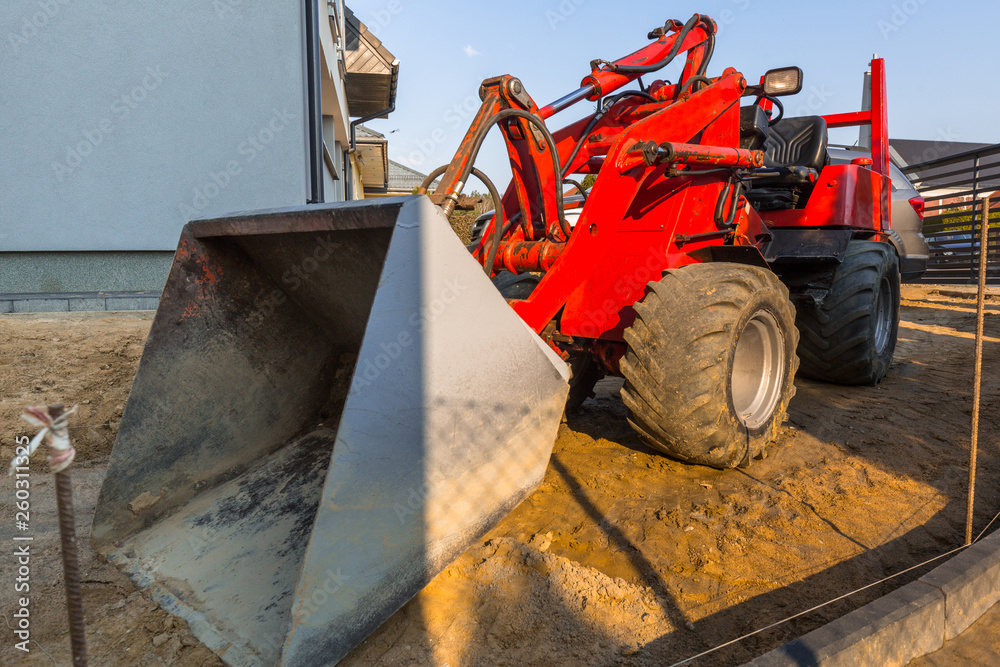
[1,0,314,252]
[320,2,350,146]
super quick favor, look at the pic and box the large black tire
[492,270,540,301]
[620,263,799,469]
[795,241,900,385]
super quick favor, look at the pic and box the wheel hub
[874,276,892,354]
[731,311,785,430]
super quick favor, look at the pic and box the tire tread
[795,241,900,385]
[621,263,798,469]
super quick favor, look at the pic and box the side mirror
[760,67,803,97]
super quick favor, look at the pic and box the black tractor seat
[764,115,829,173]
[746,115,830,210]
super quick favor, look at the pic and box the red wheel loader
[93,13,899,665]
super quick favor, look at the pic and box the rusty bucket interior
[91,196,569,665]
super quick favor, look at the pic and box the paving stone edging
[747,528,1000,666]
[0,292,159,313]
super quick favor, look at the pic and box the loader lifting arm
[424,14,722,270]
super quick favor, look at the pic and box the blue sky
[351,0,998,188]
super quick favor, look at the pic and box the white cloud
[463,44,480,58]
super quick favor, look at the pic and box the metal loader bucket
[91,196,569,666]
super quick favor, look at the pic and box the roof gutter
[348,59,399,155]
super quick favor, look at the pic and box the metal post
[970,155,981,283]
[966,195,990,545]
[49,405,88,665]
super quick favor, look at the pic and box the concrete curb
[747,529,1000,666]
[0,291,159,313]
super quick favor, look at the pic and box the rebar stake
[49,405,88,666]
[966,196,990,546]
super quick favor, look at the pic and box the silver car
[828,147,929,281]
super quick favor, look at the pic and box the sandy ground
[1,286,999,666]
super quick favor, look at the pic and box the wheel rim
[873,276,892,354]
[731,311,785,430]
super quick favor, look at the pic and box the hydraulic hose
[420,166,529,242]
[419,165,506,276]
[458,109,572,241]
[562,178,589,202]
[680,75,712,95]
[678,22,714,91]
[714,174,744,229]
[602,14,713,75]
[417,164,447,195]
[471,168,505,276]
[560,90,658,175]
[696,32,715,76]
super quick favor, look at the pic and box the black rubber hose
[560,90,658,175]
[459,108,572,240]
[418,165,505,275]
[680,75,712,95]
[696,32,715,76]
[471,168,505,276]
[768,96,785,126]
[728,182,744,227]
[714,175,744,229]
[422,165,529,241]
[714,177,732,225]
[417,164,447,194]
[680,27,715,91]
[606,14,700,75]
[563,178,589,202]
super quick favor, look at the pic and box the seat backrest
[763,116,829,172]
